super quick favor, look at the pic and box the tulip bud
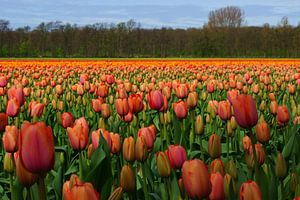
[276,152,287,179]
[2,125,19,153]
[156,151,171,177]
[98,117,106,129]
[165,145,187,169]
[259,100,266,112]
[210,158,225,176]
[120,165,135,193]
[182,159,211,199]
[87,144,94,160]
[224,173,236,198]
[101,103,111,118]
[110,133,121,154]
[290,173,298,193]
[277,105,290,126]
[173,101,188,119]
[240,181,262,200]
[255,120,270,143]
[226,159,237,179]
[208,133,222,159]
[218,100,231,121]
[227,120,234,137]
[187,92,198,109]
[4,153,14,173]
[135,136,148,162]
[108,187,123,200]
[195,115,204,135]
[123,136,135,162]
[209,173,225,200]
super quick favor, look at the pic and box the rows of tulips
[0,60,300,200]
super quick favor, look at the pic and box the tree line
[0,7,300,58]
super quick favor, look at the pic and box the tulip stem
[248,129,259,176]
[26,187,32,200]
[79,151,83,180]
[141,164,149,200]
[226,136,230,161]
[38,176,47,200]
[9,174,13,196]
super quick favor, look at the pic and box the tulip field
[1,59,300,200]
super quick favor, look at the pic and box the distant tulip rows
[1,59,300,200]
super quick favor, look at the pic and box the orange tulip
[120,165,135,193]
[270,101,278,115]
[67,117,89,150]
[115,98,130,117]
[110,132,121,154]
[96,83,109,98]
[209,173,225,200]
[63,174,99,200]
[135,136,148,162]
[128,93,144,114]
[156,151,171,177]
[62,112,74,128]
[255,120,270,143]
[6,98,20,117]
[217,100,231,121]
[182,159,211,199]
[19,121,55,173]
[173,101,188,119]
[276,105,290,126]
[240,180,262,200]
[123,136,135,162]
[8,86,25,106]
[2,125,19,153]
[175,84,189,99]
[101,103,111,118]
[92,99,102,113]
[92,128,112,150]
[28,101,45,117]
[208,134,222,159]
[137,125,156,151]
[231,94,258,129]
[210,158,225,176]
[187,92,198,109]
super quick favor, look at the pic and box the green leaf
[52,167,63,200]
[170,171,181,200]
[282,131,296,158]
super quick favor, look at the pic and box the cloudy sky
[1,0,300,29]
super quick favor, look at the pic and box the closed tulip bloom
[209,172,225,200]
[79,74,89,85]
[19,121,55,173]
[207,82,215,93]
[217,100,231,121]
[120,165,135,193]
[14,152,38,187]
[240,180,262,200]
[147,90,164,111]
[210,158,225,176]
[108,187,123,200]
[224,174,236,198]
[106,74,115,85]
[182,159,211,199]
[63,174,99,200]
[92,129,112,150]
[2,125,19,153]
[277,105,290,126]
[101,103,111,118]
[28,101,45,117]
[270,101,278,115]
[4,153,14,173]
[231,94,258,129]
[110,132,121,154]
[123,136,135,162]
[208,134,222,159]
[166,145,187,169]
[275,152,287,179]
[138,126,156,151]
[6,98,20,117]
[156,151,171,177]
[96,83,109,98]
[62,112,74,128]
[0,113,8,132]
[255,120,270,143]
[128,94,144,114]
[8,86,25,106]
[76,84,84,95]
[195,115,204,135]
[115,98,129,117]
[175,84,189,99]
[135,136,148,162]
[122,112,134,123]
[245,144,265,168]
[227,90,238,104]
[227,159,237,179]
[0,76,8,87]
[173,101,188,119]
[187,92,198,109]
[92,99,102,113]
[243,136,252,153]
[67,117,89,150]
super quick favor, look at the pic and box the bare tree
[208,6,244,28]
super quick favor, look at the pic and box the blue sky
[1,0,300,29]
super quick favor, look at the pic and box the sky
[1,0,300,29]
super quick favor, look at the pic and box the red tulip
[63,174,99,200]
[101,103,111,118]
[231,94,258,129]
[147,90,164,111]
[138,125,156,151]
[115,98,130,117]
[6,98,20,117]
[106,74,115,85]
[128,94,144,114]
[166,145,187,169]
[19,121,55,173]
[0,76,8,87]
[209,172,225,200]
[2,125,19,153]
[240,180,262,200]
[175,84,189,99]
[8,86,25,106]
[217,100,231,121]
[182,159,211,199]
[28,101,45,117]
[0,113,8,132]
[67,117,89,150]
[276,105,290,126]
[173,101,188,119]
[79,74,89,85]
[210,158,225,176]
[62,112,74,128]
[227,90,239,104]
[207,82,215,93]
[96,83,109,98]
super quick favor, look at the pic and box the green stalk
[10,174,13,196]
[38,176,47,200]
[26,187,32,200]
[141,164,149,200]
[79,151,83,180]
